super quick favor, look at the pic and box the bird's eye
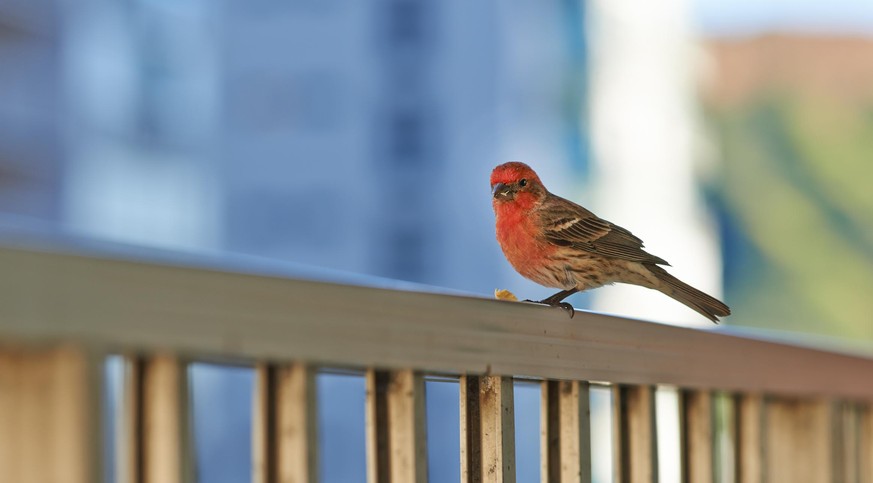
[519,179,527,187]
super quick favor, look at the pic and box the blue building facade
[0,1,590,481]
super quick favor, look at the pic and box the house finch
[491,161,730,322]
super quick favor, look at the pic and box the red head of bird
[490,162,546,213]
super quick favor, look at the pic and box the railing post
[253,363,318,483]
[734,393,765,483]
[480,376,516,483]
[613,385,658,483]
[460,375,517,483]
[680,390,715,483]
[0,344,102,483]
[541,380,591,483]
[833,401,860,483]
[121,354,195,483]
[861,404,873,483]
[764,397,833,483]
[366,369,428,483]
[461,375,484,483]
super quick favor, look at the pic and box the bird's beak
[492,182,510,199]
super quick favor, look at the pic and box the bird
[490,161,730,322]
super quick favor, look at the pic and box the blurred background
[2,0,872,481]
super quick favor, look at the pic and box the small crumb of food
[494,289,518,301]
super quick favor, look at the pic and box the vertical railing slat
[0,345,101,483]
[460,375,520,483]
[461,375,483,483]
[253,364,277,483]
[253,363,318,483]
[734,393,765,483]
[388,370,428,482]
[765,397,833,483]
[542,380,591,483]
[280,364,319,483]
[120,354,144,483]
[612,385,658,483]
[144,354,195,483]
[861,404,873,483]
[833,402,860,483]
[123,354,194,483]
[366,369,428,483]
[367,370,392,483]
[562,381,590,483]
[543,381,560,483]
[480,375,516,483]
[564,381,590,483]
[680,390,714,483]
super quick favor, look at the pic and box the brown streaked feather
[646,264,731,322]
[539,195,670,266]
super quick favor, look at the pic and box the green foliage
[712,94,873,340]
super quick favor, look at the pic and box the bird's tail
[646,265,731,323]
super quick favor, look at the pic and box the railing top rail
[2,238,873,400]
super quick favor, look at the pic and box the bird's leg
[540,288,579,306]
[523,288,579,318]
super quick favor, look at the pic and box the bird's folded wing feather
[540,197,669,265]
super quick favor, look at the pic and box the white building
[0,1,722,481]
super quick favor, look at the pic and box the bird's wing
[539,196,670,265]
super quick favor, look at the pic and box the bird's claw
[522,299,575,318]
[554,302,575,318]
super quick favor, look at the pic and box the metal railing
[1,240,873,483]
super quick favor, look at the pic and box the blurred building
[215,0,590,295]
[0,1,64,221]
[1,2,590,483]
[705,34,873,105]
[59,0,221,250]
[588,0,724,328]
[0,0,590,298]
[703,33,873,340]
